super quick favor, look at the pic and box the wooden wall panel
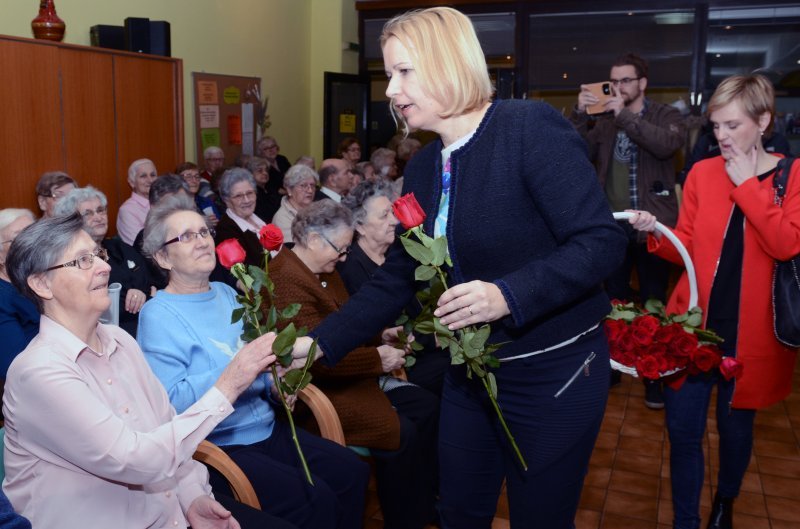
[114,56,183,179]
[0,39,63,212]
[59,48,120,233]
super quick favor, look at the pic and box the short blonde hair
[381,7,493,133]
[708,74,775,134]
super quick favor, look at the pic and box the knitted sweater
[137,282,275,446]
[312,99,627,364]
[270,249,401,450]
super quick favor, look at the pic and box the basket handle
[613,211,698,309]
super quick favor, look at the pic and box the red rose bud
[691,345,722,372]
[216,239,247,269]
[393,193,426,230]
[259,224,284,251]
[720,356,744,381]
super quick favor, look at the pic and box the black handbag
[772,156,800,348]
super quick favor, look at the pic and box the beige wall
[0,0,358,166]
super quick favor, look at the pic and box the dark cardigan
[312,99,627,364]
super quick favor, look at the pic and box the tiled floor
[365,359,800,528]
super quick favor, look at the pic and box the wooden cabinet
[0,35,183,233]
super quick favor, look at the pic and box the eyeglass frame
[609,77,641,87]
[318,232,350,257]
[46,247,109,272]
[162,227,216,248]
[229,190,257,202]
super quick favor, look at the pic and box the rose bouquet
[605,299,742,382]
[392,193,527,470]
[216,224,317,484]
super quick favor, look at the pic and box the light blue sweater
[138,282,275,446]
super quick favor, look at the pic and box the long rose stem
[480,376,528,470]
[237,266,314,485]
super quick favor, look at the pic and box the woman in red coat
[630,75,799,529]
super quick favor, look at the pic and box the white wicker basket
[609,212,699,378]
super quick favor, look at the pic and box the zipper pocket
[554,351,597,398]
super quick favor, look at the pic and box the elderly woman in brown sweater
[269,200,438,529]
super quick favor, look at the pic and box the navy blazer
[312,99,626,364]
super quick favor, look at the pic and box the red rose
[259,224,284,251]
[216,238,247,269]
[615,330,636,352]
[654,323,684,344]
[669,330,699,359]
[719,357,744,381]
[691,345,722,373]
[604,319,627,343]
[632,315,660,335]
[635,355,662,380]
[392,193,426,230]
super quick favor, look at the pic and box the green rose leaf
[430,237,447,267]
[273,323,298,360]
[281,303,301,319]
[415,264,437,281]
[401,236,434,265]
[230,307,245,324]
[404,355,417,368]
[487,372,498,399]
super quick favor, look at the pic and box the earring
[760,130,765,136]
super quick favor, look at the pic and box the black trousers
[215,493,299,529]
[214,422,370,529]
[371,385,440,529]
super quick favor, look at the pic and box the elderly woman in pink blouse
[2,213,294,529]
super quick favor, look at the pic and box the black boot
[707,493,734,529]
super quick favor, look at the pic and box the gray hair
[246,156,269,174]
[6,213,86,314]
[295,155,315,169]
[0,208,36,233]
[218,168,256,201]
[370,148,396,176]
[397,138,422,159]
[284,164,319,190]
[149,174,189,205]
[128,158,155,184]
[141,193,199,259]
[291,199,353,247]
[342,180,396,225]
[53,186,107,217]
[203,146,223,159]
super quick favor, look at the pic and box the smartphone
[585,82,613,115]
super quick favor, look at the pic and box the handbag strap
[773,156,796,204]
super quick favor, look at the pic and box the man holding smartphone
[570,53,685,409]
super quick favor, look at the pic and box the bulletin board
[192,72,261,166]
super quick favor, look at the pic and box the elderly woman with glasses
[0,208,38,378]
[272,165,319,244]
[270,200,439,529]
[2,212,290,529]
[176,161,221,228]
[137,195,368,529]
[213,168,271,267]
[54,186,154,337]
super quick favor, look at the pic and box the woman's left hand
[724,142,758,187]
[434,280,510,330]
[186,495,240,529]
[124,288,147,314]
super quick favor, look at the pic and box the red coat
[648,156,799,409]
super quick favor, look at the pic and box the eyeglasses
[182,172,201,181]
[609,77,640,87]
[162,227,216,247]
[206,157,225,163]
[319,233,350,257]
[80,205,108,219]
[261,144,278,150]
[46,247,108,271]
[296,182,317,190]
[229,190,256,202]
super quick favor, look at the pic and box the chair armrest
[193,440,261,510]
[297,383,346,446]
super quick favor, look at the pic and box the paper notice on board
[242,103,254,155]
[228,115,242,145]
[197,81,218,104]
[201,128,221,151]
[199,105,220,128]
[223,86,241,104]
[339,113,356,133]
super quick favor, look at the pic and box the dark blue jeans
[664,372,755,529]
[438,327,610,529]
